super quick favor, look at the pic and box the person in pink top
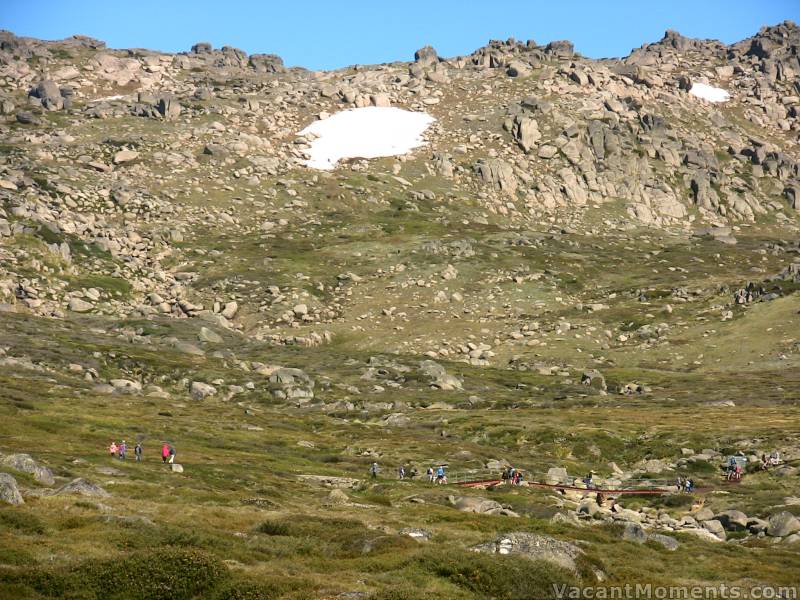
[161,443,170,464]
[109,441,118,457]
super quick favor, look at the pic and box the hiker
[161,443,170,464]
[409,467,418,480]
[134,443,142,462]
[761,454,769,470]
[370,462,379,479]
[685,478,694,493]
[398,465,405,480]
[118,440,127,460]
[676,476,684,492]
[109,441,118,457]
[427,466,434,483]
[769,451,781,466]
[436,465,446,485]
[168,445,176,464]
[583,472,594,489]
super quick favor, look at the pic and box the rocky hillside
[0,22,799,599]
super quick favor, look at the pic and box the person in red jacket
[161,442,170,464]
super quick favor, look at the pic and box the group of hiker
[108,440,142,461]
[371,463,448,484]
[501,466,525,485]
[108,441,175,464]
[760,451,782,470]
[675,476,695,492]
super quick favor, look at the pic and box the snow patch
[299,107,435,170]
[90,94,128,103]
[689,83,730,103]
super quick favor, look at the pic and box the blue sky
[2,1,798,70]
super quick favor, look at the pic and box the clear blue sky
[2,1,798,70]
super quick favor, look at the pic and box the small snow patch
[90,94,128,103]
[689,83,730,103]
[299,107,435,170]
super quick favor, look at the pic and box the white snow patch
[90,94,128,103]
[299,107,435,170]
[689,82,730,103]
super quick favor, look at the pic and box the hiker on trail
[761,454,770,470]
[161,443,170,464]
[770,451,781,466]
[685,478,694,493]
[370,462,379,479]
[427,466,434,483]
[168,445,176,464]
[109,441,118,457]
[436,465,446,484]
[676,476,684,492]
[119,441,127,460]
[398,465,405,480]
[583,472,594,489]
[134,443,142,462]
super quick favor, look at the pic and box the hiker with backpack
[118,441,127,460]
[134,443,142,462]
[109,441,118,457]
[168,445,176,464]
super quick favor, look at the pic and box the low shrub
[0,510,46,534]
[9,547,229,599]
[255,520,291,536]
[422,548,576,600]
[209,577,288,600]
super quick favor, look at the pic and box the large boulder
[418,360,462,391]
[701,519,726,540]
[511,116,541,153]
[157,96,181,119]
[190,381,217,400]
[621,522,647,543]
[190,42,212,54]
[473,532,582,572]
[474,159,517,194]
[544,40,574,57]
[716,510,749,531]
[580,369,607,392]
[269,367,315,403]
[1,453,55,485]
[546,467,568,484]
[29,80,64,110]
[249,53,285,73]
[414,45,438,65]
[54,478,109,498]
[0,473,24,505]
[767,512,800,537]
[449,495,518,517]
